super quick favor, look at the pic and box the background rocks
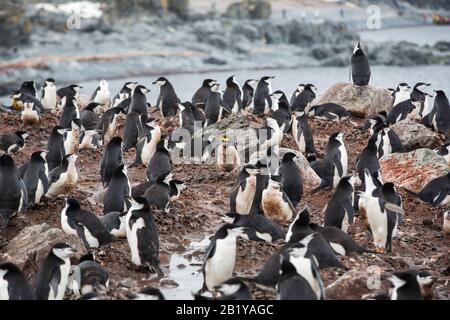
[391,119,440,150]
[314,83,392,117]
[380,148,450,193]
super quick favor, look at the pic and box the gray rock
[380,148,450,193]
[434,41,450,52]
[225,0,271,20]
[326,269,383,299]
[314,83,392,117]
[0,2,30,47]
[5,223,85,276]
[390,119,439,150]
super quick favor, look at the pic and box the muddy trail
[0,108,449,300]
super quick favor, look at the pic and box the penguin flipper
[311,255,326,300]
[75,223,92,249]
[343,200,355,225]
[39,171,49,194]
[431,190,448,206]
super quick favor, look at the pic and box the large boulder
[0,1,31,48]
[326,269,388,299]
[380,148,450,193]
[279,148,321,190]
[390,119,440,151]
[4,223,85,276]
[314,83,392,117]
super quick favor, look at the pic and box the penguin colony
[0,42,448,300]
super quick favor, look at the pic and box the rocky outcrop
[380,148,450,193]
[390,119,440,151]
[0,2,30,48]
[326,269,378,299]
[314,83,392,117]
[4,223,85,276]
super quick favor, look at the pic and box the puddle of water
[161,237,211,300]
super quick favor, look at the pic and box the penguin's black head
[244,79,258,88]
[215,223,250,240]
[85,102,101,111]
[281,152,297,162]
[261,76,275,84]
[304,83,317,92]
[388,270,419,289]
[52,125,67,136]
[202,79,216,88]
[156,172,172,185]
[226,75,236,86]
[382,182,396,194]
[136,287,165,300]
[15,130,28,140]
[21,81,36,90]
[414,82,430,90]
[129,196,150,211]
[109,136,123,147]
[71,118,82,129]
[10,90,21,99]
[279,255,297,277]
[294,207,311,227]
[46,78,55,83]
[66,198,81,210]
[153,77,168,86]
[51,242,76,259]
[243,164,260,176]
[135,85,150,94]
[0,262,22,274]
[353,42,364,56]
[31,151,47,163]
[0,154,15,169]
[330,131,344,142]
[181,101,193,110]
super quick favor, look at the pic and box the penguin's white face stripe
[329,242,346,256]
[255,231,272,243]
[0,269,10,300]
[53,247,75,259]
[417,275,433,286]
[247,80,258,87]
[156,80,166,86]
[217,283,240,296]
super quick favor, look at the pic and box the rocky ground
[0,103,448,299]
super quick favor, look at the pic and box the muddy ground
[0,108,449,300]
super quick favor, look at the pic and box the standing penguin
[153,77,179,118]
[100,137,124,188]
[356,134,380,182]
[61,198,117,249]
[229,165,260,216]
[46,154,78,198]
[223,75,243,114]
[146,138,172,184]
[192,79,217,110]
[242,79,258,110]
[279,152,303,208]
[0,130,28,155]
[253,76,274,115]
[57,84,82,101]
[22,151,49,205]
[46,125,67,171]
[128,85,150,122]
[59,96,80,129]
[0,262,35,300]
[178,102,195,133]
[90,79,110,112]
[217,135,241,172]
[80,102,100,130]
[323,176,357,233]
[351,42,371,86]
[41,78,57,112]
[201,224,249,292]
[261,176,296,223]
[70,256,109,296]
[21,101,41,125]
[291,84,317,112]
[204,83,231,127]
[143,173,173,213]
[271,94,291,134]
[292,111,316,161]
[137,120,162,167]
[97,106,123,146]
[410,82,432,118]
[430,90,450,136]
[103,165,131,214]
[112,82,137,107]
[35,243,76,300]
[320,132,348,189]
[123,111,143,150]
[360,170,403,253]
[126,197,163,275]
[0,154,27,230]
[63,118,82,156]
[375,128,404,158]
[388,270,424,300]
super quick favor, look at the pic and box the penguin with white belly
[229,165,260,216]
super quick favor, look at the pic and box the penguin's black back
[279,153,303,208]
[351,50,371,86]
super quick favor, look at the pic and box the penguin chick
[217,135,241,172]
[21,101,41,125]
[215,278,253,300]
[0,130,28,155]
[0,262,35,300]
[46,154,78,198]
[320,132,347,189]
[126,197,162,275]
[202,224,249,292]
[229,165,260,216]
[0,154,28,230]
[261,176,295,223]
[35,243,76,300]
[323,175,357,233]
[61,198,117,249]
